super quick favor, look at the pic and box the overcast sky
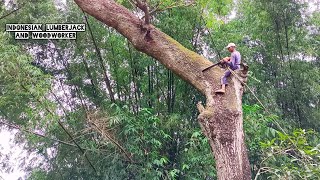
[0,129,25,180]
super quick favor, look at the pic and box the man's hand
[223,57,231,62]
[220,57,230,63]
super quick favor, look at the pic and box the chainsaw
[202,61,228,72]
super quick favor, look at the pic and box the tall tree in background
[74,0,250,179]
[238,0,320,130]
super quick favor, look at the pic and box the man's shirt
[228,50,241,70]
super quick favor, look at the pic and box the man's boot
[215,84,226,94]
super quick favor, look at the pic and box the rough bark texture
[74,0,251,179]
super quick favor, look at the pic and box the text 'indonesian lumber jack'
[5,24,86,40]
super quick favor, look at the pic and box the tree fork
[74,0,251,179]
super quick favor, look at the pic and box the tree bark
[74,0,251,179]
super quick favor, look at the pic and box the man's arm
[220,56,236,69]
[223,53,238,69]
[220,57,230,63]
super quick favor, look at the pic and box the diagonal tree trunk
[74,0,251,179]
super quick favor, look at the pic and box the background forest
[0,0,319,179]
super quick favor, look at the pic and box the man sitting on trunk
[215,43,241,94]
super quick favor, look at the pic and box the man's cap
[226,43,236,49]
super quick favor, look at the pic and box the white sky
[0,129,25,180]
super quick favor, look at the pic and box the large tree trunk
[74,0,251,179]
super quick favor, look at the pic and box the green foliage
[199,0,232,16]
[102,105,215,179]
[244,104,320,179]
[244,104,279,174]
[237,0,320,130]
[0,32,53,125]
[258,129,320,179]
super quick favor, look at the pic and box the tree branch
[0,120,100,153]
[0,6,23,20]
[130,0,150,24]
[0,120,73,147]
[74,0,219,95]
